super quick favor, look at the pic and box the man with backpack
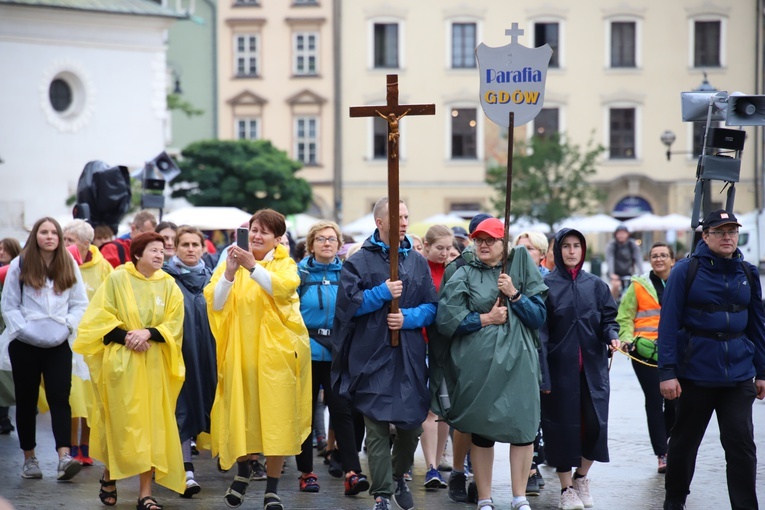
[658,209,765,510]
[606,225,643,292]
[100,210,157,268]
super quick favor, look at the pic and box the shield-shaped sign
[476,40,552,127]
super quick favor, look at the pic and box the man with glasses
[658,209,765,510]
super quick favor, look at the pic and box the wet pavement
[0,355,764,509]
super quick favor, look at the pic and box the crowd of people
[0,206,763,510]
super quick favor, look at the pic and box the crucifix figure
[350,74,435,346]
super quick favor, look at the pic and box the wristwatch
[510,289,522,301]
[248,266,256,274]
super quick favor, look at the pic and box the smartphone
[236,227,249,250]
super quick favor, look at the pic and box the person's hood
[298,255,343,273]
[553,228,586,278]
[363,229,412,257]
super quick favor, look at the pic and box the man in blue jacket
[332,197,437,510]
[658,209,765,510]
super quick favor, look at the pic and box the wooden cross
[349,74,435,346]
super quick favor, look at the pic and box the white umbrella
[421,213,467,225]
[623,213,665,232]
[661,214,694,231]
[505,217,551,235]
[343,213,376,238]
[555,214,621,233]
[162,206,251,230]
[286,213,322,238]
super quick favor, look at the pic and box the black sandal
[264,492,284,510]
[98,477,117,506]
[224,475,250,508]
[136,495,162,510]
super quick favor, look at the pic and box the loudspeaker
[72,203,90,221]
[699,155,741,182]
[707,127,746,151]
[726,93,765,126]
[681,91,727,122]
[149,151,181,182]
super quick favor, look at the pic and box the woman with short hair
[205,209,311,510]
[63,219,113,466]
[74,231,186,510]
[164,225,217,497]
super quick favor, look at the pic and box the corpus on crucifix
[349,74,435,346]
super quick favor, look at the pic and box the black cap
[451,226,469,240]
[469,213,493,234]
[702,209,741,230]
[615,225,629,234]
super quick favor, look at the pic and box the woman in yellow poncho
[205,209,311,510]
[63,219,113,467]
[74,232,185,510]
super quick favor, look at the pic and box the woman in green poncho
[434,218,547,510]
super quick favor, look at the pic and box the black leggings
[8,340,73,452]
[631,357,675,456]
[471,433,533,448]
[295,360,364,474]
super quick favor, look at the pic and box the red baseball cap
[469,218,505,240]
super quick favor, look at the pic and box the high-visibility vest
[633,281,660,340]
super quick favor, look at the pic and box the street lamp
[660,130,676,161]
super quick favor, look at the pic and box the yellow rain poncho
[73,262,185,493]
[71,245,113,419]
[205,244,311,470]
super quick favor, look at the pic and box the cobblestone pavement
[0,356,763,509]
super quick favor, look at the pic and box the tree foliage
[171,139,312,215]
[486,133,606,231]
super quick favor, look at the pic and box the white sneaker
[182,471,201,498]
[21,457,42,479]
[573,477,593,508]
[57,453,81,481]
[559,487,584,510]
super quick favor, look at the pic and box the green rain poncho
[430,246,547,443]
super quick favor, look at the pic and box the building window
[235,34,259,77]
[295,116,318,165]
[49,78,73,113]
[451,22,476,69]
[451,108,477,159]
[534,22,559,68]
[236,118,260,140]
[610,21,636,68]
[294,32,318,75]
[609,108,635,159]
[373,116,388,159]
[374,23,399,68]
[533,108,559,138]
[235,0,259,4]
[293,0,318,4]
[694,20,721,67]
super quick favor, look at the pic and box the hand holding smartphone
[236,227,249,250]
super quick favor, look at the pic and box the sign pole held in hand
[476,23,552,272]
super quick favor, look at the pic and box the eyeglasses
[315,236,338,244]
[707,230,739,238]
[650,253,670,260]
[473,237,498,247]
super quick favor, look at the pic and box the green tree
[486,133,606,231]
[171,139,312,215]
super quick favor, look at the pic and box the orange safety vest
[633,281,660,340]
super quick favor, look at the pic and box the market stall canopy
[504,217,552,235]
[343,213,376,238]
[286,213,322,238]
[623,213,693,232]
[409,213,469,237]
[163,207,251,230]
[555,213,622,233]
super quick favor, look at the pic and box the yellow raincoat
[73,262,186,493]
[70,245,113,419]
[205,244,311,470]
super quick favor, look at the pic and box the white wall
[0,6,174,239]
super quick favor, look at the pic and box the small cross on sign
[505,22,524,45]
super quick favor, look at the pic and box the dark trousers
[295,360,363,474]
[665,379,758,510]
[631,358,675,456]
[8,340,73,452]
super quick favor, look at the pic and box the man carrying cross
[332,197,437,510]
